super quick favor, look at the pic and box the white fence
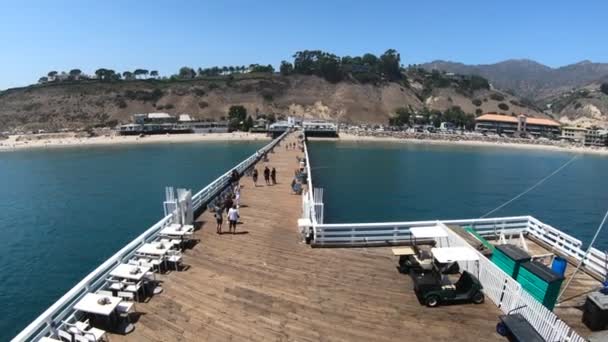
[527,217,607,280]
[311,214,607,281]
[301,138,319,239]
[13,131,289,342]
[441,222,586,342]
[312,216,530,246]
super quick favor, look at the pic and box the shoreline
[0,132,271,152]
[309,132,608,156]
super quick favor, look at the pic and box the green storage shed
[517,261,565,310]
[491,244,531,279]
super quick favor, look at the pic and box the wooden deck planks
[111,133,504,342]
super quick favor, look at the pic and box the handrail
[302,137,317,239]
[14,131,289,342]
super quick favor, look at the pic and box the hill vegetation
[0,49,547,132]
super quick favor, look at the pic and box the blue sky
[1,0,607,90]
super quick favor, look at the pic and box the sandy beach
[309,132,608,156]
[0,132,271,152]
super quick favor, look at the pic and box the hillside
[0,72,545,132]
[421,59,608,100]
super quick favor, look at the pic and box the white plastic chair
[117,291,135,302]
[117,301,135,322]
[57,329,73,342]
[123,280,142,301]
[167,250,183,271]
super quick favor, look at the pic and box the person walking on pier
[264,166,271,185]
[224,195,234,214]
[271,167,277,185]
[227,205,239,234]
[215,208,223,234]
[252,168,259,186]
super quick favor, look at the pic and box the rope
[480,155,578,218]
[558,206,608,302]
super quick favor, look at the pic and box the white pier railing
[13,131,288,342]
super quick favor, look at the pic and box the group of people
[251,165,277,186]
[285,142,299,150]
[214,183,241,234]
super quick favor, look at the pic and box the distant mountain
[420,59,608,100]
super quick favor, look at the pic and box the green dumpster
[492,244,531,279]
[517,261,565,310]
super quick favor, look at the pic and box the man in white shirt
[227,205,240,234]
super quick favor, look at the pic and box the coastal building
[118,113,228,135]
[561,126,587,143]
[302,120,339,137]
[474,114,561,136]
[268,120,291,137]
[584,128,608,147]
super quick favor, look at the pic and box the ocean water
[4,140,608,341]
[308,141,608,250]
[0,141,264,341]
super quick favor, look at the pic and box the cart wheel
[472,291,484,304]
[496,322,508,336]
[425,295,440,307]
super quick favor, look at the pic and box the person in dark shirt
[252,168,258,186]
[224,196,233,214]
[263,166,271,185]
[271,167,277,185]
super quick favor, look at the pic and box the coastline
[309,132,608,156]
[0,132,271,152]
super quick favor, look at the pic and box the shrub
[164,104,174,110]
[498,103,509,111]
[574,102,582,109]
[601,83,608,95]
[191,87,206,96]
[472,99,482,106]
[198,101,209,109]
[475,108,483,115]
[490,93,505,101]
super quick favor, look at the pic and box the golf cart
[395,225,459,274]
[412,247,485,307]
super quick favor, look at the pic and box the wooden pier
[111,133,504,342]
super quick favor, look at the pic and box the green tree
[601,83,608,95]
[178,66,196,79]
[379,49,402,81]
[95,68,107,79]
[38,76,48,83]
[228,105,247,131]
[69,69,82,79]
[150,70,159,78]
[280,61,293,75]
[243,115,254,131]
[122,71,134,80]
[389,107,413,126]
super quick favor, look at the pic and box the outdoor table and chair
[73,292,134,334]
[159,223,194,248]
[108,263,152,301]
